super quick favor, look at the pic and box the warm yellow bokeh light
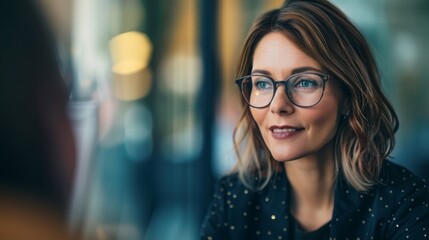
[110,31,153,75]
[112,60,146,75]
[113,68,152,101]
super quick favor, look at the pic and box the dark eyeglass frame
[235,71,329,108]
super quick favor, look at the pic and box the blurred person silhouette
[201,0,429,239]
[0,0,78,239]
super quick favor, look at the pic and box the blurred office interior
[10,0,429,239]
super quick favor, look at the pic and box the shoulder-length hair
[232,0,398,192]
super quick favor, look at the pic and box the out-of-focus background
[7,0,429,239]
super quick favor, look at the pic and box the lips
[269,125,303,131]
[272,128,298,133]
[269,125,303,139]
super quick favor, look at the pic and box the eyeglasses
[235,71,329,108]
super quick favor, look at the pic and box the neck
[284,142,336,230]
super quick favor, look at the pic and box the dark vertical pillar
[198,0,220,222]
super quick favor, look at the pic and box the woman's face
[250,32,345,162]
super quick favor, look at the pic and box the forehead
[252,32,321,75]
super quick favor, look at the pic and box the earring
[343,110,350,120]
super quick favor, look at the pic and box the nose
[269,84,295,115]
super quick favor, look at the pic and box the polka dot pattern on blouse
[201,160,429,239]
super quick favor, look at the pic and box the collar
[334,171,360,213]
[261,169,363,238]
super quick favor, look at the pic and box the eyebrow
[292,66,322,74]
[251,66,322,75]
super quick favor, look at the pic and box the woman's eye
[254,79,273,90]
[256,81,267,89]
[295,79,318,88]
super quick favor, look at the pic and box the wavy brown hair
[232,0,399,191]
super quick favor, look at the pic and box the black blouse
[290,216,330,240]
[201,160,429,239]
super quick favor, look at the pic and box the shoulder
[212,173,255,203]
[201,173,257,239]
[211,171,289,218]
[372,160,429,239]
[333,160,428,238]
[216,173,242,188]
[214,172,285,199]
[374,160,429,206]
[201,172,289,239]
[378,160,427,194]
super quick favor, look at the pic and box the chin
[269,150,304,162]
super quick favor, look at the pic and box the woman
[201,0,429,239]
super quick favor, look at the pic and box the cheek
[250,108,267,128]
[306,103,341,137]
[250,108,271,145]
[308,84,344,129]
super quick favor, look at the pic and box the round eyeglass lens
[287,73,324,107]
